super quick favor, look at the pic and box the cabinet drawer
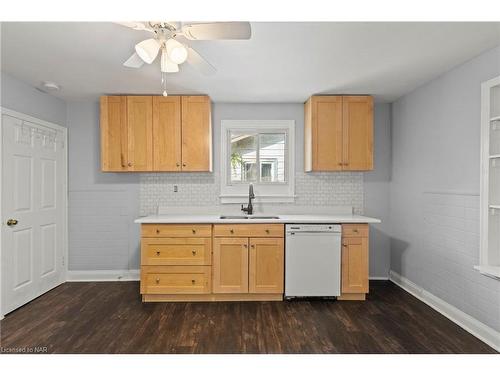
[140,266,211,294]
[141,238,211,266]
[141,224,212,238]
[213,224,284,237]
[342,224,369,237]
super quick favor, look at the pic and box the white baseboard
[67,269,140,282]
[389,270,500,352]
[369,276,389,280]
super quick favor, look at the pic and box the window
[220,120,295,203]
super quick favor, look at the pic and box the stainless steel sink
[219,215,280,220]
[248,216,280,219]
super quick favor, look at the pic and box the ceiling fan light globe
[166,38,188,64]
[161,49,179,72]
[135,38,160,64]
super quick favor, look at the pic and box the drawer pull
[191,279,196,284]
[192,229,196,234]
[230,229,234,234]
[265,229,270,234]
[155,277,160,284]
[243,244,248,248]
[156,251,160,256]
[192,249,197,256]
[156,229,160,234]
[353,229,359,233]
[251,244,255,248]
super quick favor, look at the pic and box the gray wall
[66,101,392,277]
[1,71,66,125]
[390,46,500,331]
[66,101,141,270]
[365,103,392,278]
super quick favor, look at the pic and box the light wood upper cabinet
[343,96,373,171]
[127,96,153,171]
[212,237,249,293]
[249,238,284,294]
[100,96,127,171]
[305,96,343,171]
[100,95,212,172]
[305,95,373,171]
[153,96,182,171]
[181,96,212,172]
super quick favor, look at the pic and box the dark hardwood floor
[0,281,496,354]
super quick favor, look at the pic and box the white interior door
[1,111,67,315]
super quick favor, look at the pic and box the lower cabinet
[140,265,211,294]
[212,236,284,294]
[212,237,249,293]
[339,224,369,300]
[140,223,284,302]
[248,238,284,293]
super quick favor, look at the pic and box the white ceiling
[1,22,500,103]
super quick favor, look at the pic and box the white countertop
[134,214,381,224]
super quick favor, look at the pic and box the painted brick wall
[422,192,500,331]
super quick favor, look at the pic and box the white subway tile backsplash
[139,171,364,215]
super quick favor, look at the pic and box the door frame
[0,107,68,318]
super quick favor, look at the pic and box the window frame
[220,120,295,204]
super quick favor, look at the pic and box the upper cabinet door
[153,96,182,171]
[181,96,212,172]
[127,96,153,171]
[342,96,373,171]
[100,96,127,171]
[305,96,343,171]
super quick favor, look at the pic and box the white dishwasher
[285,224,342,298]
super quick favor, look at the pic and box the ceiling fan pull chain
[161,71,168,97]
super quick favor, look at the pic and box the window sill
[220,195,296,204]
[474,265,500,280]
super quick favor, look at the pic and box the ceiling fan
[117,21,252,95]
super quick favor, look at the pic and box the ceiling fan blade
[181,22,251,40]
[123,52,144,68]
[114,22,154,33]
[186,47,216,75]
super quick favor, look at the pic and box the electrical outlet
[173,185,178,192]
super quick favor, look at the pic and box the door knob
[6,219,18,226]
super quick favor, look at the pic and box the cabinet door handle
[251,244,255,248]
[128,162,133,167]
[243,244,248,248]
[338,162,343,166]
[343,244,348,248]
[192,249,197,256]
[176,162,180,167]
[155,277,160,283]
[156,251,160,256]
[182,163,187,167]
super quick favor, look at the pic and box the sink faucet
[241,183,255,215]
